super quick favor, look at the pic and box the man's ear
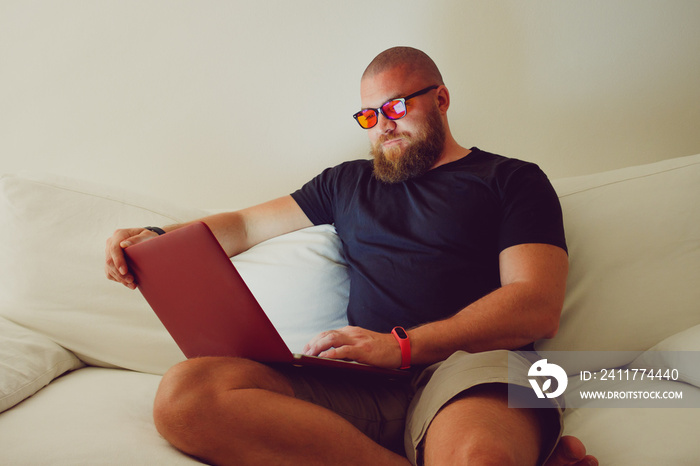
[436,85,450,114]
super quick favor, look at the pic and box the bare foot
[544,435,598,466]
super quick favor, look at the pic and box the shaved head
[362,47,444,85]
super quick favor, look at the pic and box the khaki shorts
[281,350,564,465]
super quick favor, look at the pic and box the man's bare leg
[153,357,410,466]
[422,384,598,466]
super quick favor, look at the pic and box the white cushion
[233,224,349,353]
[0,173,351,374]
[0,316,84,413]
[537,154,700,372]
[628,324,700,389]
[563,404,700,464]
[642,324,700,352]
[0,367,204,464]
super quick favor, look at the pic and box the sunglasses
[353,85,439,129]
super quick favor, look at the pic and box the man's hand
[105,228,160,289]
[302,326,403,369]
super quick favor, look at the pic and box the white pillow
[0,316,84,413]
[536,154,700,372]
[0,173,350,375]
[233,225,349,353]
[627,324,700,389]
[0,367,203,465]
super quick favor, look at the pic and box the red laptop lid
[124,222,294,363]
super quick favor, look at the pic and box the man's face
[360,69,446,184]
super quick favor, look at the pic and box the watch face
[394,327,408,339]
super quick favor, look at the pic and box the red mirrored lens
[356,109,378,129]
[382,99,407,119]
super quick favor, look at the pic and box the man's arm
[407,242,567,364]
[303,243,568,369]
[105,195,313,289]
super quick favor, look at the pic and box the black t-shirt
[291,148,567,333]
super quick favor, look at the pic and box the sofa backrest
[1,154,698,376]
[537,153,700,371]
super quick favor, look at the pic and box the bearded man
[106,47,598,466]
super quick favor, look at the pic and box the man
[106,47,597,466]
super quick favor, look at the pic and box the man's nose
[375,112,397,133]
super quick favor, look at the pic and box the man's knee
[153,358,220,449]
[422,384,541,466]
[153,357,291,452]
[426,437,521,466]
[423,413,523,466]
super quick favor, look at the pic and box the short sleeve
[497,164,567,253]
[290,166,339,226]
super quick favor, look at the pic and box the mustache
[375,132,413,146]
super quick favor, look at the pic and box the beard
[370,106,446,184]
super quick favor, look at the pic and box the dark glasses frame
[353,84,439,129]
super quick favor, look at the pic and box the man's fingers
[105,253,136,288]
[303,328,354,356]
[119,229,158,248]
[105,228,158,289]
[318,346,350,361]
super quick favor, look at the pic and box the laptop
[123,222,409,378]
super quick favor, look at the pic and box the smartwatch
[391,326,411,370]
[144,226,166,236]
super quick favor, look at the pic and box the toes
[544,435,587,465]
[577,454,598,466]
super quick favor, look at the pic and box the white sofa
[1,154,699,465]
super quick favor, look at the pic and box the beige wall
[2,1,699,210]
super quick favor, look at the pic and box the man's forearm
[161,211,252,258]
[164,195,313,258]
[407,280,562,366]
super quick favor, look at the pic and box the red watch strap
[391,326,411,369]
